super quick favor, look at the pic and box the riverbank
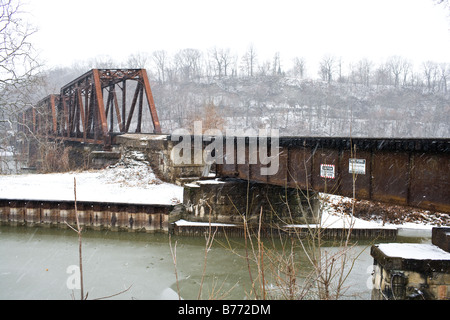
[324,193,449,237]
[0,152,184,206]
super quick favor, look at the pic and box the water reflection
[0,225,430,300]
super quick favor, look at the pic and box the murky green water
[0,225,430,300]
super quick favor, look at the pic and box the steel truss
[19,69,161,147]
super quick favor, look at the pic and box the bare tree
[152,50,168,84]
[386,56,404,88]
[221,49,234,78]
[319,55,336,84]
[209,47,232,79]
[272,52,282,76]
[438,62,449,93]
[337,57,344,83]
[434,0,450,13]
[0,0,41,173]
[126,52,150,69]
[423,60,439,92]
[374,62,391,87]
[241,44,257,77]
[348,58,373,87]
[257,60,271,76]
[174,48,203,82]
[385,56,412,88]
[357,58,372,86]
[0,0,39,87]
[292,57,306,79]
[401,59,412,86]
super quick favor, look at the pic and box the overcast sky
[27,0,450,75]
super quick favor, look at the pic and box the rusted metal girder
[216,137,450,213]
[19,69,161,147]
[18,94,59,138]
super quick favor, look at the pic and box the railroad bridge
[17,69,450,217]
[18,69,161,148]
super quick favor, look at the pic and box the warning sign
[320,164,335,179]
[349,158,366,175]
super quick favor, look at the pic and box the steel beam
[141,69,161,133]
[216,137,450,213]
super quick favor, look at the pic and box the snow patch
[376,243,450,260]
[97,151,162,187]
[0,151,183,205]
[174,219,236,227]
[195,179,225,185]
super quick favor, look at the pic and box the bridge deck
[215,136,450,213]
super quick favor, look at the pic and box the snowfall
[1,151,449,260]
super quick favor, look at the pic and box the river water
[0,225,431,300]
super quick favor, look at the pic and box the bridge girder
[216,136,450,213]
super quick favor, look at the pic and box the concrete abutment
[181,178,319,226]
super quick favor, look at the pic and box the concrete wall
[0,200,170,233]
[182,178,319,225]
[115,134,206,184]
[371,261,450,300]
[371,230,450,300]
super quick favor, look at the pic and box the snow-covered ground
[0,152,183,206]
[285,206,397,230]
[319,194,439,236]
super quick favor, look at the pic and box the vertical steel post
[141,69,161,133]
[92,69,109,146]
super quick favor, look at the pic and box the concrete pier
[114,134,206,184]
[182,178,320,225]
[371,227,450,300]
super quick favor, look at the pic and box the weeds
[171,177,371,300]
[65,177,132,300]
[169,142,373,300]
[169,199,237,300]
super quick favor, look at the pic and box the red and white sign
[320,164,335,179]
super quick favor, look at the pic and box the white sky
[26,0,450,75]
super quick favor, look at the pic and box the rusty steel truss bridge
[18,69,161,148]
[17,69,450,214]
